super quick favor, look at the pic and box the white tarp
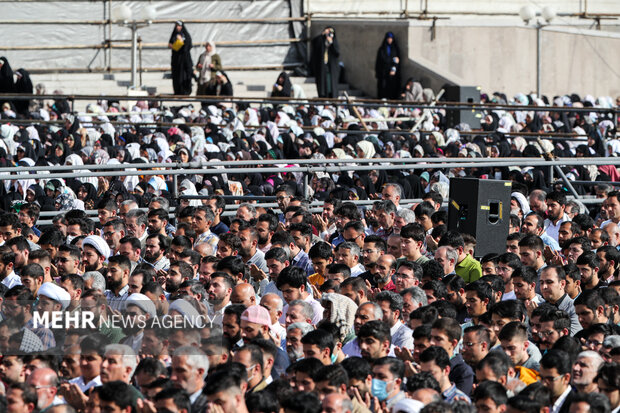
[0,0,304,71]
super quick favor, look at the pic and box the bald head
[603,222,620,247]
[260,293,284,324]
[231,283,256,307]
[27,367,58,410]
[322,393,354,413]
[195,242,214,257]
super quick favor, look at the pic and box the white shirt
[189,389,202,405]
[1,271,22,289]
[551,386,573,413]
[69,375,102,393]
[544,213,570,242]
[350,263,365,277]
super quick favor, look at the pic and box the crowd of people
[1,29,620,413]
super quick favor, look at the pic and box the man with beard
[120,293,157,353]
[239,305,271,345]
[357,235,386,286]
[0,245,21,290]
[540,266,581,335]
[596,246,620,283]
[56,244,82,277]
[147,208,169,237]
[342,302,386,357]
[329,202,362,247]
[166,261,193,294]
[571,351,604,394]
[223,304,245,348]
[543,192,570,242]
[238,223,268,273]
[192,205,219,252]
[104,255,130,312]
[81,235,110,276]
[376,290,413,349]
[256,213,277,253]
[170,346,209,412]
[371,254,397,291]
[566,236,591,264]
[26,368,60,412]
[207,272,233,324]
[144,233,170,272]
[286,322,314,362]
[558,221,579,251]
[443,274,468,323]
[102,219,126,256]
[357,320,391,362]
[538,309,571,351]
[522,213,561,251]
[576,252,607,290]
[81,289,125,344]
[5,236,31,276]
[4,286,56,350]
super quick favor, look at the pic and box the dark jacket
[449,354,475,396]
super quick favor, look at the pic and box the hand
[525,299,538,317]
[310,283,322,300]
[250,264,268,281]
[60,383,88,411]
[543,245,555,262]
[404,360,420,377]
[208,402,227,413]
[394,346,415,362]
[374,397,388,413]
[209,63,214,69]
[394,57,399,64]
[351,387,372,409]
[425,234,438,251]
[312,214,328,233]
[197,63,203,69]
[136,398,157,413]
[277,222,288,232]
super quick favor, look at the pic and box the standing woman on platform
[168,21,193,95]
[0,57,15,109]
[310,27,340,98]
[375,32,401,99]
[14,68,33,116]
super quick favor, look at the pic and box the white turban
[126,293,157,318]
[38,282,72,310]
[82,235,111,259]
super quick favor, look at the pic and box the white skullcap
[82,235,111,259]
[38,282,72,310]
[168,299,200,321]
[125,293,157,318]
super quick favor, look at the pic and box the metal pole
[303,174,308,198]
[536,23,542,97]
[172,173,178,198]
[131,22,138,89]
[554,165,580,199]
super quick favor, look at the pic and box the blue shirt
[292,250,314,277]
[443,383,471,403]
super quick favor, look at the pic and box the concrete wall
[312,19,620,99]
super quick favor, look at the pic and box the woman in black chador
[14,68,33,115]
[168,21,193,95]
[310,27,340,98]
[375,32,401,99]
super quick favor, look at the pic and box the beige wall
[313,19,620,99]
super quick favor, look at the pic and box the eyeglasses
[363,249,377,254]
[276,196,290,201]
[463,342,479,347]
[539,375,563,383]
[538,330,557,338]
[586,339,603,347]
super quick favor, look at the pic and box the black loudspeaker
[443,85,482,129]
[447,178,511,258]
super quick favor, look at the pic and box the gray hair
[359,302,384,320]
[126,209,147,227]
[401,286,428,307]
[121,200,139,210]
[238,202,257,218]
[397,208,416,224]
[288,300,314,321]
[438,246,459,264]
[150,197,170,211]
[83,271,106,292]
[341,398,354,413]
[174,346,209,379]
[287,322,314,336]
[384,183,402,198]
[104,344,137,377]
[577,350,604,368]
[338,241,361,259]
